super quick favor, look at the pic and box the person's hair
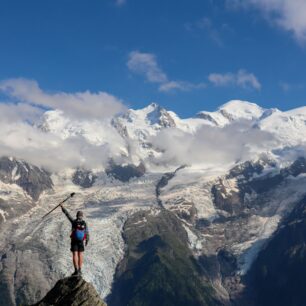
[76,211,84,218]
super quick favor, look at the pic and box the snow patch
[183,224,203,252]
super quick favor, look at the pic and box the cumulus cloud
[127,51,206,92]
[0,78,128,171]
[208,69,261,90]
[149,121,278,167]
[127,51,168,84]
[228,0,306,44]
[0,123,111,171]
[0,109,126,172]
[0,78,126,120]
[0,102,43,123]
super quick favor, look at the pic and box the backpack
[71,220,87,241]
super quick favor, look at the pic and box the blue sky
[0,0,306,117]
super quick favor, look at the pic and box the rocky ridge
[31,276,106,306]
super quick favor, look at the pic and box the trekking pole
[42,192,76,219]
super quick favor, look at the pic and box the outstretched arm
[60,205,74,224]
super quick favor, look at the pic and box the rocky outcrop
[0,157,53,225]
[155,165,186,208]
[106,162,145,182]
[0,157,53,201]
[196,112,219,125]
[72,169,97,188]
[31,277,106,306]
[212,158,306,215]
[146,103,176,128]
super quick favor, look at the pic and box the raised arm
[61,205,74,224]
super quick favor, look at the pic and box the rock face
[0,157,53,201]
[72,169,97,188]
[247,196,306,306]
[106,162,146,182]
[31,277,107,306]
[0,157,53,225]
[146,103,176,128]
[211,158,306,215]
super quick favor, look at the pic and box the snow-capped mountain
[34,100,306,172]
[1,100,306,306]
[196,100,265,126]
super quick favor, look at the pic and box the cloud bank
[0,78,126,120]
[0,78,127,171]
[149,121,278,167]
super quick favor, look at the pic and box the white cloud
[127,51,206,92]
[0,78,129,171]
[149,121,278,167]
[0,102,43,123]
[0,120,116,172]
[159,81,207,92]
[127,51,168,84]
[228,0,306,44]
[0,78,126,120]
[208,69,261,90]
[208,73,235,87]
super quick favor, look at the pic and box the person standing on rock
[60,204,89,276]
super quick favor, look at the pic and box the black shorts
[70,240,85,252]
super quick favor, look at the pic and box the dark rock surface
[0,156,53,200]
[196,112,219,125]
[155,165,186,208]
[106,162,145,182]
[111,118,129,138]
[212,158,306,215]
[30,277,106,306]
[72,169,97,188]
[146,103,176,128]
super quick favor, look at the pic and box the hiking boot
[71,269,78,276]
[78,269,82,276]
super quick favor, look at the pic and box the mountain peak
[145,104,176,127]
[138,102,162,114]
[31,277,107,306]
[148,102,160,109]
[218,100,265,121]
